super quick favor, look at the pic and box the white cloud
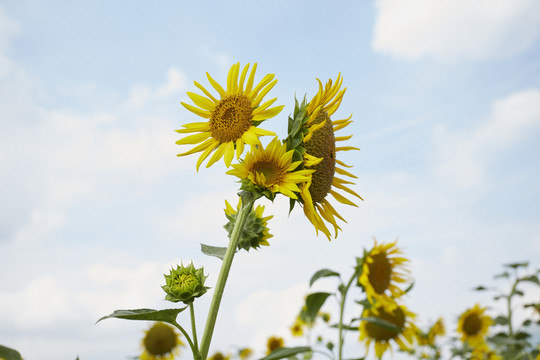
[433,89,540,187]
[126,66,187,107]
[0,5,20,54]
[373,0,540,61]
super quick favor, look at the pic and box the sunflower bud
[224,199,273,251]
[162,262,209,304]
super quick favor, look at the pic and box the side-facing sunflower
[266,336,285,355]
[140,322,183,360]
[358,240,410,310]
[359,303,417,359]
[176,63,284,170]
[285,74,362,240]
[224,198,273,251]
[457,304,492,347]
[226,137,314,200]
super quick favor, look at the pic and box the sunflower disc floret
[285,75,363,240]
[224,199,273,251]
[176,62,284,170]
[162,262,209,304]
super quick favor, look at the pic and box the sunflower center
[365,307,405,342]
[210,94,253,143]
[304,111,336,204]
[268,337,284,353]
[367,253,392,294]
[173,273,198,291]
[463,313,482,336]
[252,160,282,185]
[144,323,177,356]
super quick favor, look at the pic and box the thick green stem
[338,271,358,360]
[199,194,255,360]
[190,303,199,351]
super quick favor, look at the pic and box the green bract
[224,199,273,251]
[162,262,209,304]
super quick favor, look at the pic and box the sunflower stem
[338,270,359,360]
[199,192,255,360]
[190,302,199,351]
[172,319,199,359]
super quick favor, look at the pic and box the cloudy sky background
[1,0,540,359]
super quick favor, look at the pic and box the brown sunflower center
[304,111,336,204]
[252,159,283,185]
[365,307,405,342]
[144,323,177,356]
[210,94,253,143]
[268,337,284,353]
[367,252,392,294]
[462,313,482,336]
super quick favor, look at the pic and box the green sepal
[97,307,187,325]
[0,345,23,360]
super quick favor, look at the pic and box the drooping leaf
[494,315,509,326]
[309,269,340,287]
[504,262,528,269]
[257,346,312,360]
[330,323,359,331]
[201,243,228,261]
[97,307,187,325]
[358,316,402,332]
[473,285,488,291]
[355,299,373,309]
[494,271,510,279]
[521,274,540,285]
[304,292,332,323]
[0,345,23,360]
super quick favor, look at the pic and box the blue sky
[1,0,540,359]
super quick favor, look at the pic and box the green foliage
[302,292,332,324]
[0,345,22,360]
[309,269,340,287]
[257,347,312,360]
[162,262,209,304]
[201,244,229,260]
[97,307,187,325]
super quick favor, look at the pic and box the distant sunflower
[266,336,285,354]
[470,343,502,360]
[359,303,417,359]
[290,316,305,337]
[457,304,492,347]
[226,137,314,200]
[286,74,362,240]
[224,198,273,250]
[176,63,284,170]
[416,317,445,346]
[208,352,231,360]
[239,348,253,360]
[140,322,182,360]
[358,240,410,310]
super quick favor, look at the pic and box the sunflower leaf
[97,308,187,325]
[201,244,229,261]
[309,269,340,287]
[521,274,540,285]
[304,292,332,323]
[494,315,509,325]
[504,262,528,269]
[0,345,23,360]
[358,316,402,332]
[257,346,312,360]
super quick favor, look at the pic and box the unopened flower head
[358,239,411,310]
[162,262,208,304]
[285,74,362,240]
[140,322,183,360]
[226,137,314,201]
[457,304,492,347]
[224,198,273,251]
[359,303,417,359]
[176,63,284,170]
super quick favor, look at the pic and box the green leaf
[257,347,311,360]
[359,316,402,332]
[473,285,488,291]
[494,315,509,326]
[504,262,528,269]
[97,307,187,325]
[494,271,510,279]
[403,281,414,294]
[0,345,23,360]
[511,288,524,297]
[304,292,332,323]
[330,323,358,331]
[201,243,229,260]
[355,299,373,310]
[309,269,340,287]
[521,274,540,285]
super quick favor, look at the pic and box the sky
[1,0,540,359]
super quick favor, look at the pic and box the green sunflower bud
[162,262,209,304]
[224,199,273,251]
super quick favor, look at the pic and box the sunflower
[290,316,305,337]
[208,352,231,360]
[239,348,253,360]
[226,137,314,200]
[359,303,417,359]
[416,317,445,346]
[266,336,285,355]
[358,240,410,310]
[140,322,183,360]
[286,74,362,240]
[224,198,273,251]
[457,304,492,347]
[176,63,284,170]
[470,343,502,360]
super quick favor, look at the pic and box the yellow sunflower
[239,348,253,360]
[176,63,284,170]
[208,352,231,360]
[226,137,314,200]
[266,336,285,355]
[416,317,445,346]
[470,343,502,360]
[359,303,417,359]
[224,198,273,250]
[140,322,183,360]
[290,316,305,337]
[358,240,410,310]
[457,304,492,347]
[286,74,362,240]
